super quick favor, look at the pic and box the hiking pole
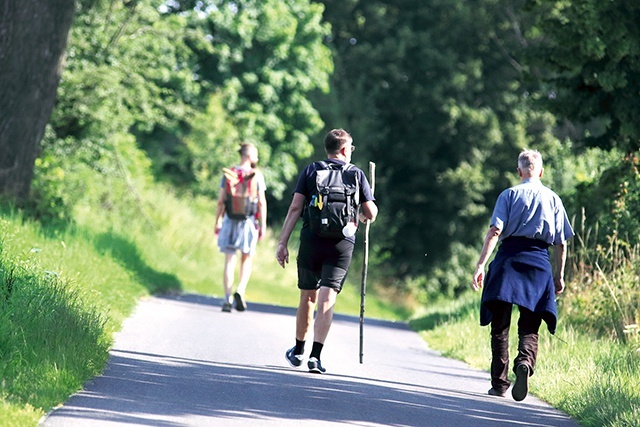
[359,161,375,364]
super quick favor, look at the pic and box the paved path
[41,294,579,426]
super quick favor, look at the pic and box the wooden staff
[359,161,375,364]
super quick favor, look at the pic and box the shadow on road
[157,292,410,331]
[48,348,574,427]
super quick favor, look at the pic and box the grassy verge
[411,292,640,427]
[0,215,145,426]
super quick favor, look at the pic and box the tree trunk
[0,0,75,201]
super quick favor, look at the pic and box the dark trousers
[489,300,542,392]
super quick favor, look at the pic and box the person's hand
[276,243,289,268]
[554,277,565,295]
[258,225,267,241]
[359,212,375,223]
[214,224,222,237]
[472,266,485,292]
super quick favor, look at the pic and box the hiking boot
[285,347,303,367]
[308,357,326,374]
[221,302,232,312]
[233,292,247,311]
[512,364,530,401]
[487,388,506,397]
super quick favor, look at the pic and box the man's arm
[257,188,267,239]
[214,188,226,236]
[553,242,567,295]
[471,225,501,291]
[275,193,305,268]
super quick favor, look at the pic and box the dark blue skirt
[480,237,557,334]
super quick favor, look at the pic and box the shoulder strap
[315,160,350,171]
[246,168,258,195]
[315,160,329,170]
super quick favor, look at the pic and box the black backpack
[307,161,360,238]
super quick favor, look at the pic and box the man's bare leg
[313,286,338,344]
[236,252,253,296]
[296,289,318,341]
[222,252,237,303]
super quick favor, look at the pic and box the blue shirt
[490,178,574,245]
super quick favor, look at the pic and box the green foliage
[38,0,333,225]
[179,0,333,197]
[570,153,640,248]
[184,93,240,195]
[526,0,640,152]
[565,211,640,345]
[318,0,640,302]
[32,0,199,221]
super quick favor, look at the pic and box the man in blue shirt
[472,149,574,401]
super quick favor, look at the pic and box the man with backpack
[215,142,267,312]
[275,129,377,374]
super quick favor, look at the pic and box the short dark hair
[324,129,352,155]
[238,142,256,158]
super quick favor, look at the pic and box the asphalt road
[41,294,580,427]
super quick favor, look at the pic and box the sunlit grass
[0,219,111,423]
[414,292,640,427]
[0,400,41,427]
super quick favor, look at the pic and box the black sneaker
[285,347,303,367]
[233,292,247,311]
[512,364,530,401]
[221,302,232,312]
[308,357,326,374]
[487,388,506,397]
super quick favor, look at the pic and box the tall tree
[36,0,333,220]
[145,0,333,198]
[527,0,640,152]
[0,0,75,201]
[34,0,203,219]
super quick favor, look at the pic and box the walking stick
[359,161,375,364]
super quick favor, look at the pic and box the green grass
[0,222,113,424]
[412,292,640,427]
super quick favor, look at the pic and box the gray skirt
[217,216,259,255]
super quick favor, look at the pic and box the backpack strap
[246,169,258,197]
[315,160,352,171]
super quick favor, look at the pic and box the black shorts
[296,238,354,293]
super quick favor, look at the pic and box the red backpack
[223,167,259,220]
